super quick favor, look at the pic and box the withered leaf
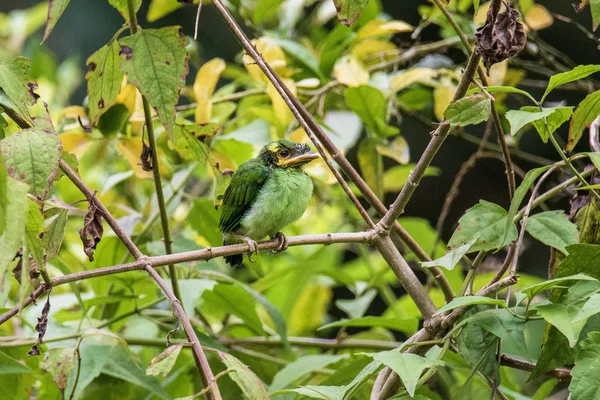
[475,2,526,74]
[79,202,104,261]
[140,141,153,171]
[28,296,51,357]
[12,251,40,285]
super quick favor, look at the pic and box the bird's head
[259,140,320,169]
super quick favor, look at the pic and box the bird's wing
[219,159,270,233]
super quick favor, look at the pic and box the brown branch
[500,355,571,382]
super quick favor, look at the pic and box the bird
[218,139,319,267]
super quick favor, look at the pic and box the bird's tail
[223,236,243,267]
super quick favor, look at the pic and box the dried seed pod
[475,2,527,74]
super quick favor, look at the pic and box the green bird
[218,140,319,267]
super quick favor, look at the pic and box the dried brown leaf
[140,140,153,171]
[28,296,51,357]
[78,201,104,261]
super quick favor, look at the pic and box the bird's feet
[271,232,288,253]
[238,235,258,262]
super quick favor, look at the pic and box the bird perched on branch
[218,140,319,267]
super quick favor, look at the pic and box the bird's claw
[241,236,258,261]
[271,232,288,253]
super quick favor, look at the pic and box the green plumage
[218,140,318,267]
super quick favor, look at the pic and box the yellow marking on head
[267,142,280,153]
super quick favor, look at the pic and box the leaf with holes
[0,58,40,124]
[168,123,219,163]
[333,0,370,26]
[444,94,491,127]
[118,27,189,136]
[86,41,125,123]
[146,344,182,377]
[41,348,76,392]
[0,128,61,199]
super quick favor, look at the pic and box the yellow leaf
[115,83,138,115]
[115,138,169,179]
[474,2,490,25]
[242,37,292,83]
[288,283,332,335]
[376,136,410,165]
[434,85,456,122]
[524,4,553,31]
[59,106,87,121]
[333,55,369,87]
[289,127,310,143]
[351,39,398,64]
[305,157,337,184]
[266,78,296,126]
[193,58,226,124]
[390,68,436,93]
[356,20,414,41]
[59,133,93,159]
[487,59,507,86]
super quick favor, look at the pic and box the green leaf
[421,236,478,271]
[505,107,556,136]
[357,137,384,199]
[40,348,76,391]
[365,350,442,397]
[569,90,600,152]
[467,85,537,104]
[118,27,189,136]
[0,57,40,124]
[592,0,600,31]
[318,316,418,335]
[344,85,399,137]
[525,210,579,254]
[543,65,600,102]
[98,104,130,137]
[169,124,219,162]
[25,201,44,269]
[383,164,439,192]
[333,0,370,25]
[275,385,346,399]
[0,352,32,374]
[0,178,28,294]
[253,0,285,25]
[108,0,142,23]
[574,294,600,324]
[146,344,182,377]
[504,166,552,245]
[0,127,62,199]
[189,198,222,246]
[86,41,125,123]
[536,303,587,347]
[434,296,507,316]
[336,289,377,319]
[448,200,517,253]
[203,282,265,335]
[457,307,500,382]
[519,106,574,143]
[570,332,600,399]
[532,378,559,400]
[178,279,217,317]
[520,273,597,300]
[270,354,349,392]
[42,0,71,42]
[218,351,270,399]
[467,308,529,358]
[42,209,68,260]
[0,153,8,236]
[444,94,491,127]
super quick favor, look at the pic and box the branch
[500,355,571,382]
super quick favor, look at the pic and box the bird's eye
[278,150,290,158]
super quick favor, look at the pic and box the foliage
[1,0,600,399]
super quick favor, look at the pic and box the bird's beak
[281,151,320,167]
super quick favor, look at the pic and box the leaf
[448,200,517,253]
[218,351,270,399]
[118,27,189,136]
[383,165,440,192]
[365,350,442,397]
[434,85,456,122]
[28,297,51,356]
[536,303,587,347]
[194,58,226,124]
[336,289,377,319]
[574,293,600,324]
[355,20,413,40]
[78,202,104,262]
[203,283,265,335]
[467,85,537,103]
[376,136,410,165]
[524,4,554,31]
[0,178,28,294]
[0,352,32,374]
[40,348,76,391]
[543,65,600,102]
[147,0,183,22]
[86,41,125,123]
[178,279,217,317]
[334,0,370,26]
[189,198,222,246]
[101,171,134,195]
[25,201,44,269]
[333,55,369,87]
[518,106,574,143]
[505,107,556,136]
[108,0,141,23]
[344,85,399,137]
[532,378,559,400]
[525,210,579,254]
[569,90,600,152]
[457,306,500,382]
[357,137,384,199]
[42,0,71,42]
[570,332,600,399]
[421,236,479,271]
[254,0,286,25]
[435,296,507,315]
[467,308,530,359]
[519,273,597,300]
[504,166,552,245]
[593,0,600,31]
[0,58,40,123]
[146,344,182,377]
[318,316,418,335]
[275,385,346,399]
[0,127,61,199]
[444,94,491,127]
[169,124,218,162]
[41,209,68,261]
[270,354,349,392]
